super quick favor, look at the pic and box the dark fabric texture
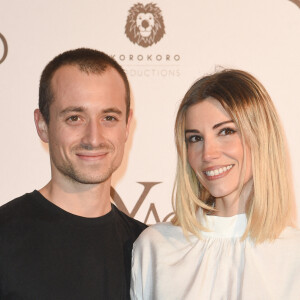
[0,191,147,300]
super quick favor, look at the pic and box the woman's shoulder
[281,225,300,236]
[133,221,190,252]
[134,222,182,242]
[255,226,300,258]
[278,226,300,247]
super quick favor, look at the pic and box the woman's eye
[219,128,236,136]
[187,135,203,143]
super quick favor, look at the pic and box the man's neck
[39,179,112,218]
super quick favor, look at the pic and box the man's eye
[187,135,203,143]
[219,128,236,136]
[67,116,80,122]
[105,116,117,121]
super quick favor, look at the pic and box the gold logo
[111,182,174,224]
[0,33,8,64]
[125,3,166,48]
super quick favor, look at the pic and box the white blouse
[131,213,300,300]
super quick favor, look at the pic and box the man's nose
[81,120,104,148]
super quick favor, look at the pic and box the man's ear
[34,109,49,143]
[125,109,133,141]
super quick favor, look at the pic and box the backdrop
[1,0,299,224]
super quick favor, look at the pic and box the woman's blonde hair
[172,69,295,243]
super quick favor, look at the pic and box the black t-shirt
[0,191,146,300]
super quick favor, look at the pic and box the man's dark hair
[39,48,130,124]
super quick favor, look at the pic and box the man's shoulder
[0,191,37,222]
[112,205,147,237]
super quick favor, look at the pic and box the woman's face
[185,97,252,204]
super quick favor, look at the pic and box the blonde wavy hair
[172,69,295,243]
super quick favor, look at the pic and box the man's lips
[76,152,108,161]
[202,164,234,180]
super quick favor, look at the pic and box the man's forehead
[50,64,125,93]
[51,65,87,87]
[51,63,120,80]
[49,65,127,113]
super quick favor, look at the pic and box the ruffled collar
[198,211,247,238]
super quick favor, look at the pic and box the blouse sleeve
[130,242,143,299]
[130,227,157,300]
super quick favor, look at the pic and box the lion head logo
[125,3,166,48]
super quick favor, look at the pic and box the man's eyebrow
[59,107,123,116]
[59,106,85,116]
[102,107,122,115]
[213,120,234,129]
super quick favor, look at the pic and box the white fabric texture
[130,213,300,300]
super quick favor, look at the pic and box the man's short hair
[39,48,130,124]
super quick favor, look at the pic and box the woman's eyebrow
[185,129,200,134]
[212,120,234,129]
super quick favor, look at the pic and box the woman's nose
[202,139,220,162]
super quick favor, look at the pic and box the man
[0,48,146,299]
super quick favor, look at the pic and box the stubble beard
[55,161,118,185]
[50,146,121,185]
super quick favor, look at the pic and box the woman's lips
[202,164,234,180]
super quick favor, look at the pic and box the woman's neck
[214,179,253,217]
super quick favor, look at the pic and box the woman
[130,69,300,299]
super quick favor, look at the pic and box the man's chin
[55,163,117,185]
[69,175,112,185]
[62,170,113,185]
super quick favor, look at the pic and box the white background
[0,0,299,224]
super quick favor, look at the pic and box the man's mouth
[76,152,108,161]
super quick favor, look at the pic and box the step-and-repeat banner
[0,0,300,224]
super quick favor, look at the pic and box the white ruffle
[131,214,300,300]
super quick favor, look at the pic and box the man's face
[36,65,131,185]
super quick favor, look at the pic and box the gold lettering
[110,182,161,218]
